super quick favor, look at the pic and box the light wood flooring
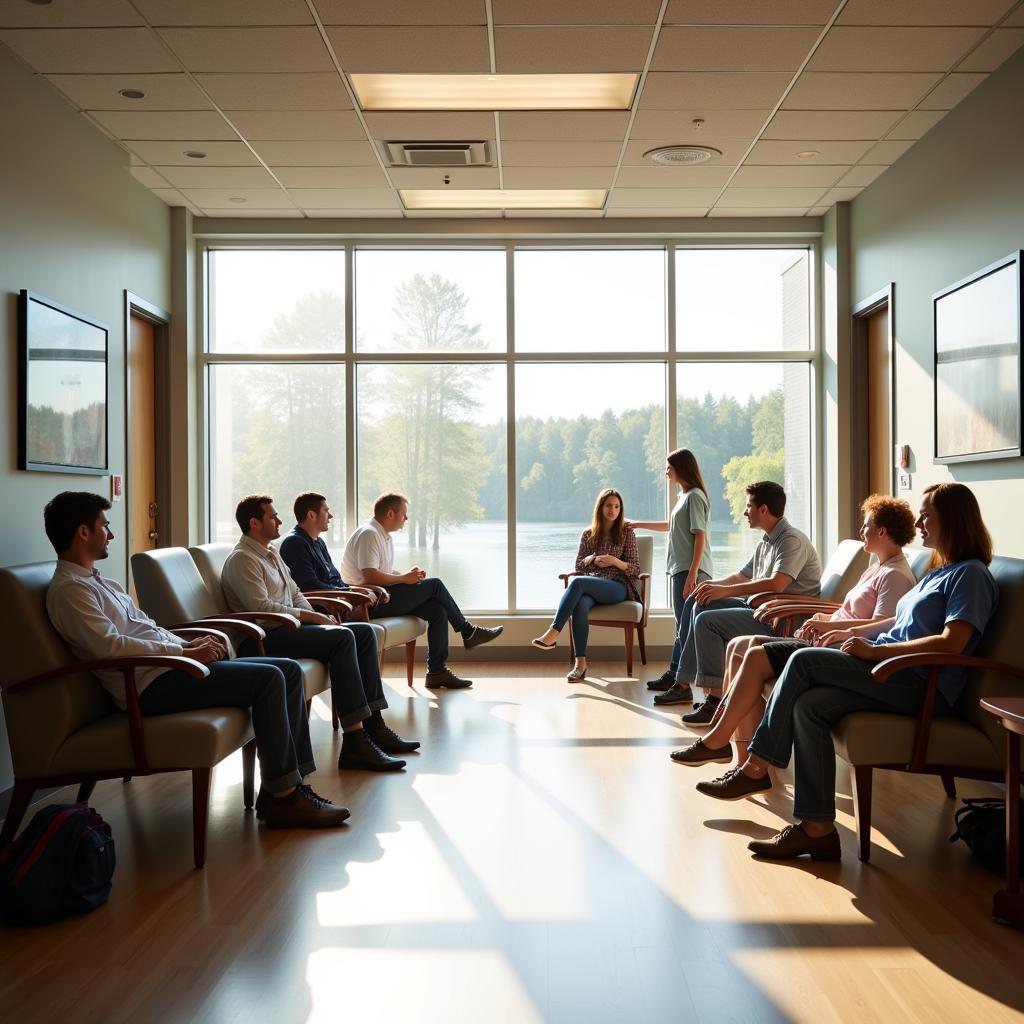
[2,663,1023,1024]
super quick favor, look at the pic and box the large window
[203,244,816,613]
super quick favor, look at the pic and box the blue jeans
[667,570,711,675]
[551,576,628,657]
[748,647,944,821]
[674,595,749,683]
[692,607,774,692]
[371,577,468,672]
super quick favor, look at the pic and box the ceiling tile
[326,26,489,72]
[149,187,195,208]
[404,209,495,218]
[316,0,486,24]
[665,0,838,23]
[715,186,826,206]
[1007,7,1024,26]
[88,110,239,140]
[807,27,988,72]
[652,26,822,71]
[765,110,903,139]
[388,167,500,188]
[608,187,722,207]
[730,164,847,186]
[835,164,888,187]
[808,205,830,215]
[916,72,988,109]
[505,209,607,217]
[227,110,367,140]
[784,72,942,109]
[640,72,791,109]
[502,166,615,187]
[0,1,142,28]
[271,166,389,187]
[502,140,623,165]
[153,165,278,188]
[364,112,495,139]
[818,186,864,202]
[708,207,812,216]
[631,109,770,140]
[886,109,948,139]
[126,139,259,164]
[303,209,404,218]
[837,0,1015,26]
[157,27,334,72]
[0,28,179,73]
[180,187,295,207]
[130,166,171,188]
[493,0,662,24]
[196,72,353,110]
[200,208,303,217]
[45,73,213,111]
[495,27,653,72]
[746,139,875,163]
[498,111,630,140]
[606,208,709,218]
[864,138,915,162]
[958,28,1024,72]
[613,164,734,187]
[251,140,380,165]
[134,0,313,25]
[290,188,400,209]
[623,138,749,163]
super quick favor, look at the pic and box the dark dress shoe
[338,729,406,772]
[646,670,676,691]
[670,738,733,766]
[748,824,841,861]
[255,788,268,819]
[653,681,694,705]
[695,765,772,801]
[425,667,473,689]
[264,786,350,829]
[681,694,721,724]
[464,624,503,649]
[366,717,421,754]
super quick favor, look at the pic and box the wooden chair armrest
[203,611,300,630]
[872,652,1024,683]
[171,627,231,646]
[307,595,354,620]
[304,588,372,607]
[170,618,266,642]
[747,590,783,608]
[760,603,838,627]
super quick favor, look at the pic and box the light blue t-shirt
[870,559,999,705]
[666,487,714,578]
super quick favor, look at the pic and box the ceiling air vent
[643,145,722,165]
[382,141,492,167]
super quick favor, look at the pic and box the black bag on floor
[949,796,1024,875]
[0,803,115,925]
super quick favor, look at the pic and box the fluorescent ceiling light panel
[351,74,637,111]
[400,189,606,210]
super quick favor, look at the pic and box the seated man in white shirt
[340,492,502,690]
[222,493,418,772]
[43,490,349,830]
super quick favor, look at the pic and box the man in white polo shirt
[340,492,502,689]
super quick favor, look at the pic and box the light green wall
[849,47,1024,557]
[0,45,171,790]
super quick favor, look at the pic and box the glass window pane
[676,362,811,578]
[209,365,346,547]
[357,363,507,610]
[355,249,505,352]
[515,249,666,352]
[209,250,345,353]
[515,363,668,610]
[676,249,810,351]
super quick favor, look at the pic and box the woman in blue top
[629,448,714,691]
[693,482,999,862]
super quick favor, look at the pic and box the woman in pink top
[670,495,918,767]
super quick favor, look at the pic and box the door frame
[850,283,896,515]
[124,291,171,582]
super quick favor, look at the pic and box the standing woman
[533,488,641,681]
[630,448,714,691]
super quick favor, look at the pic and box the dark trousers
[239,622,387,728]
[371,577,467,672]
[139,657,313,794]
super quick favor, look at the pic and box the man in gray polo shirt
[654,480,821,724]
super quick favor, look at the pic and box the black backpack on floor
[949,797,1024,875]
[0,803,115,925]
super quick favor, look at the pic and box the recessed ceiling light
[796,150,821,159]
[643,145,721,166]
[400,189,606,210]
[184,150,207,159]
[351,73,637,111]
[118,88,145,100]
[228,197,247,204]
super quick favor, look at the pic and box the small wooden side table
[980,696,1024,930]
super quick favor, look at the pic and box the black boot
[366,712,421,754]
[338,728,406,772]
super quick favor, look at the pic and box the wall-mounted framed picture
[18,289,109,474]
[933,250,1022,464]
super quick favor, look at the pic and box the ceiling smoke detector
[643,145,722,166]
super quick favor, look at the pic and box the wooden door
[127,314,158,571]
[866,306,892,496]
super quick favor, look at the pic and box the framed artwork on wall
[18,289,109,474]
[933,250,1022,464]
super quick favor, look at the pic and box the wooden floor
[2,663,1023,1024]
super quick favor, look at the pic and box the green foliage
[721,449,785,523]
[752,388,784,453]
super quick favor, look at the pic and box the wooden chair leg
[637,625,647,666]
[0,780,35,847]
[76,780,97,803]
[568,629,576,666]
[242,740,257,810]
[192,767,212,869]
[624,626,634,677]
[122,776,132,783]
[406,639,416,686]
[331,691,339,732]
[940,772,957,799]
[305,698,312,720]
[852,765,873,863]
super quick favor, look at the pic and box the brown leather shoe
[748,824,841,861]
[695,764,772,800]
[264,786,351,829]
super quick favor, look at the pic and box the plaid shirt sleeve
[574,530,593,573]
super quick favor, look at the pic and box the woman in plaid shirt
[532,488,641,681]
